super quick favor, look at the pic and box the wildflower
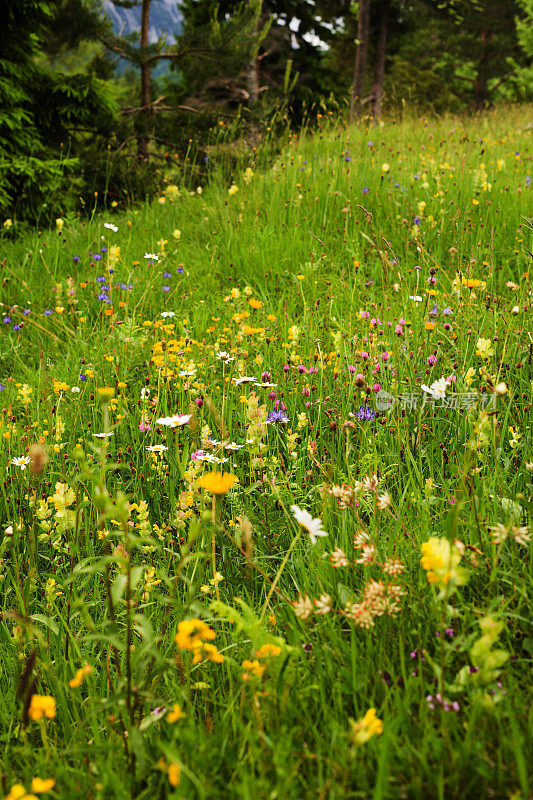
[381,163,390,173]
[330,548,349,567]
[11,456,31,470]
[420,537,467,589]
[144,253,159,261]
[421,377,449,400]
[167,703,185,723]
[228,184,239,195]
[462,277,486,289]
[291,506,327,545]
[175,619,216,650]
[172,229,181,240]
[168,763,181,787]
[350,708,383,745]
[314,594,333,614]
[197,472,237,494]
[192,642,224,665]
[376,491,392,510]
[292,593,313,619]
[92,432,113,439]
[361,474,379,493]
[233,376,256,385]
[28,694,56,721]
[476,338,494,358]
[512,526,530,545]
[31,777,55,793]
[343,601,374,628]
[267,409,290,424]
[355,405,377,421]
[104,223,118,232]
[156,414,192,428]
[255,644,281,659]
[242,659,266,679]
[146,444,168,453]
[382,557,404,576]
[69,664,92,689]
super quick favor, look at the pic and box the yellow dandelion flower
[196,472,237,495]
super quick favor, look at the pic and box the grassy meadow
[0,106,532,799]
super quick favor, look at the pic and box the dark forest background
[1,0,532,225]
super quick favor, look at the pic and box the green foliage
[0,0,118,223]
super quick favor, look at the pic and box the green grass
[0,105,532,800]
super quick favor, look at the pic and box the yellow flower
[97,386,115,402]
[167,703,185,723]
[381,163,390,173]
[192,642,224,665]
[248,298,263,309]
[172,229,181,240]
[476,337,494,358]
[242,659,266,679]
[55,218,64,232]
[255,643,281,659]
[28,694,56,721]
[5,785,39,800]
[175,618,216,650]
[472,198,479,205]
[31,777,55,793]
[350,708,383,745]
[228,184,239,195]
[420,537,467,590]
[68,664,92,689]
[462,277,486,289]
[464,367,476,386]
[167,763,181,787]
[197,471,237,495]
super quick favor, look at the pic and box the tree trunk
[246,55,260,105]
[138,0,152,159]
[350,0,370,121]
[370,0,389,121]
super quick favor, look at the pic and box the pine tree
[0,0,117,222]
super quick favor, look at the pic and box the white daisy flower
[290,505,327,545]
[224,442,244,451]
[144,253,159,261]
[161,311,176,318]
[146,444,168,453]
[92,432,114,439]
[104,223,118,232]
[409,295,423,302]
[233,376,257,385]
[156,414,192,428]
[11,456,31,470]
